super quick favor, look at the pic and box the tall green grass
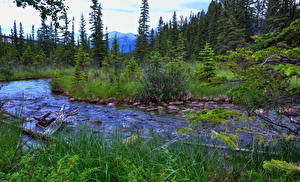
[1,124,299,181]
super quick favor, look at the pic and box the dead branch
[44,105,78,136]
[35,112,56,127]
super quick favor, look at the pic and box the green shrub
[138,52,187,102]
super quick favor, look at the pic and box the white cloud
[0,0,210,35]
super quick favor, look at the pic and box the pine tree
[135,0,150,63]
[62,13,70,46]
[263,0,298,33]
[12,21,18,48]
[105,27,109,55]
[31,25,35,51]
[19,22,24,55]
[197,43,216,81]
[171,11,179,47]
[0,26,3,58]
[112,35,119,56]
[206,0,222,47]
[89,0,105,67]
[79,13,88,51]
[149,28,155,51]
[22,45,34,65]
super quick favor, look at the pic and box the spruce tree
[135,0,150,63]
[197,43,216,81]
[22,45,34,65]
[171,11,178,47]
[19,22,24,56]
[62,13,70,46]
[89,0,105,67]
[0,26,3,58]
[149,28,155,51]
[105,27,109,55]
[79,13,88,51]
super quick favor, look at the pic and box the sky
[0,0,210,36]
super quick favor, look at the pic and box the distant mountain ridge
[108,31,136,53]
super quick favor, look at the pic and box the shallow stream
[0,79,187,139]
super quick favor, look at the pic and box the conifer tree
[171,11,179,47]
[206,0,222,47]
[79,13,88,51]
[22,45,34,65]
[197,43,216,81]
[12,21,18,48]
[89,0,105,67]
[135,0,150,63]
[149,28,155,51]
[105,27,109,55]
[62,13,70,46]
[0,26,3,58]
[19,22,24,56]
[31,25,35,51]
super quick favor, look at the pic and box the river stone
[187,103,204,108]
[69,98,76,102]
[168,106,179,113]
[88,99,99,104]
[133,102,141,106]
[2,114,11,119]
[279,108,299,116]
[88,120,102,125]
[169,101,184,105]
[146,108,158,112]
[107,102,116,107]
[105,97,118,104]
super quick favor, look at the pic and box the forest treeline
[0,0,299,68]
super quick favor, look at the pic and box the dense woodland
[0,0,300,181]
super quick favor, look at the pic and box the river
[0,79,187,139]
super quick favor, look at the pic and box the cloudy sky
[0,0,210,36]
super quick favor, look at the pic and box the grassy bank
[53,63,235,102]
[0,119,299,181]
[0,66,54,81]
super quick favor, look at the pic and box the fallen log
[35,112,56,127]
[44,105,78,136]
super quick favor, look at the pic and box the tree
[19,22,24,55]
[72,47,89,90]
[171,11,179,47]
[197,43,216,81]
[135,0,150,63]
[0,26,3,58]
[22,45,34,65]
[89,0,105,67]
[12,21,18,48]
[79,13,88,51]
[14,0,67,28]
[62,13,70,46]
[149,28,155,51]
[105,27,109,55]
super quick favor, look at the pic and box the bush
[138,52,187,103]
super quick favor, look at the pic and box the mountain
[108,31,136,53]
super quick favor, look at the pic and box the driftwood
[0,105,78,140]
[43,105,78,136]
[35,113,56,127]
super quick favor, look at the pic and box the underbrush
[0,123,299,181]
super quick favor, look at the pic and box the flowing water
[0,79,187,139]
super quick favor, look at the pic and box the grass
[0,66,54,81]
[0,121,299,181]
[54,63,235,101]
